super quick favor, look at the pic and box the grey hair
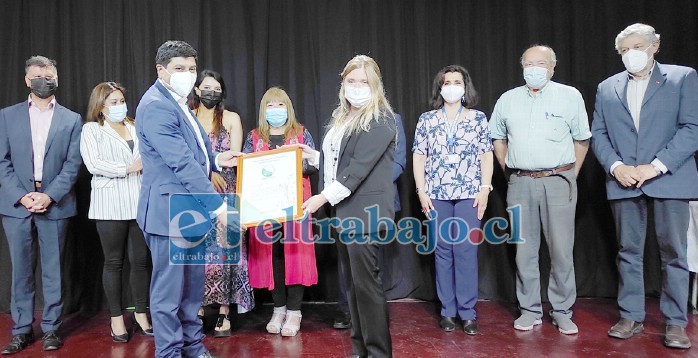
[25,56,57,74]
[519,45,557,67]
[615,23,660,53]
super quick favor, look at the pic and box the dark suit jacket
[320,114,397,233]
[135,80,222,236]
[0,100,82,219]
[591,62,698,200]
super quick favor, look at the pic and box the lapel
[613,74,631,117]
[337,133,352,168]
[641,62,666,107]
[101,122,138,158]
[44,103,65,156]
[154,81,202,159]
[17,102,33,169]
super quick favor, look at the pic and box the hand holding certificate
[236,146,304,227]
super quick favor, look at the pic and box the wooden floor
[1,298,697,357]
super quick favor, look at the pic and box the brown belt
[513,163,575,201]
[34,181,42,190]
[514,163,575,178]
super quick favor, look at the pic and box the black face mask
[199,90,222,109]
[30,77,57,99]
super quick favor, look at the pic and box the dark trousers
[271,239,304,310]
[338,232,392,358]
[145,233,206,358]
[431,199,479,321]
[611,196,690,327]
[95,220,150,317]
[2,215,67,335]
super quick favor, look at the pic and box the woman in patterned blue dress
[412,65,494,335]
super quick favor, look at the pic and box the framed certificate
[235,146,304,227]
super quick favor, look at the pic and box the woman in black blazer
[301,54,396,358]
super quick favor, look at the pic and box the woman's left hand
[473,190,490,220]
[302,194,328,214]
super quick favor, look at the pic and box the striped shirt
[80,121,141,220]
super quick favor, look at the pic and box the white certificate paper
[236,146,303,226]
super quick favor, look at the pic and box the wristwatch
[480,184,494,192]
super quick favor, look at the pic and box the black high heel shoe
[110,321,130,343]
[133,314,154,337]
[213,314,231,337]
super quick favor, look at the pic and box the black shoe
[133,315,154,337]
[213,314,231,337]
[42,331,63,351]
[439,316,456,332]
[1,332,33,355]
[462,319,478,335]
[333,312,351,330]
[110,322,130,343]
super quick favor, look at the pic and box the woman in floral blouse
[412,65,494,335]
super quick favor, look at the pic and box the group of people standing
[0,21,697,358]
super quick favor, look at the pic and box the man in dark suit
[136,40,237,358]
[0,56,82,354]
[591,23,698,349]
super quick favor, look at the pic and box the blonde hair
[330,55,393,134]
[256,87,303,143]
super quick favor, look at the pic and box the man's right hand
[612,164,639,187]
[19,193,38,209]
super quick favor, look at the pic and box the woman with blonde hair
[301,55,397,358]
[80,82,153,342]
[243,86,318,337]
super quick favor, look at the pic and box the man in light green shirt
[490,45,591,335]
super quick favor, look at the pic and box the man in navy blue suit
[136,41,238,358]
[0,56,82,354]
[592,23,698,349]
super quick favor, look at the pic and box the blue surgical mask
[265,107,288,127]
[523,66,549,89]
[106,103,128,123]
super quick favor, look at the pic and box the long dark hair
[430,65,479,110]
[188,69,226,137]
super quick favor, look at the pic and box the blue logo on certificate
[168,193,241,265]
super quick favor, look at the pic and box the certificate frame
[235,146,304,227]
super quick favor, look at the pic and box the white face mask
[105,103,128,123]
[523,66,549,89]
[440,85,465,104]
[622,45,652,74]
[344,86,372,108]
[164,69,196,97]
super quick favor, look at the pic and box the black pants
[271,238,304,310]
[95,220,150,317]
[338,232,392,358]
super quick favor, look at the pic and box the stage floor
[0,298,696,357]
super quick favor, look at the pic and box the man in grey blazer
[0,56,82,354]
[591,23,698,349]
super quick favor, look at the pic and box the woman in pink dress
[242,87,318,337]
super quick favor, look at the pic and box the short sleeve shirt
[490,81,591,171]
[412,108,493,200]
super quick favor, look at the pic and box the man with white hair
[591,23,698,349]
[491,45,591,335]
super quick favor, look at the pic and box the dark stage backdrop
[1,0,697,314]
